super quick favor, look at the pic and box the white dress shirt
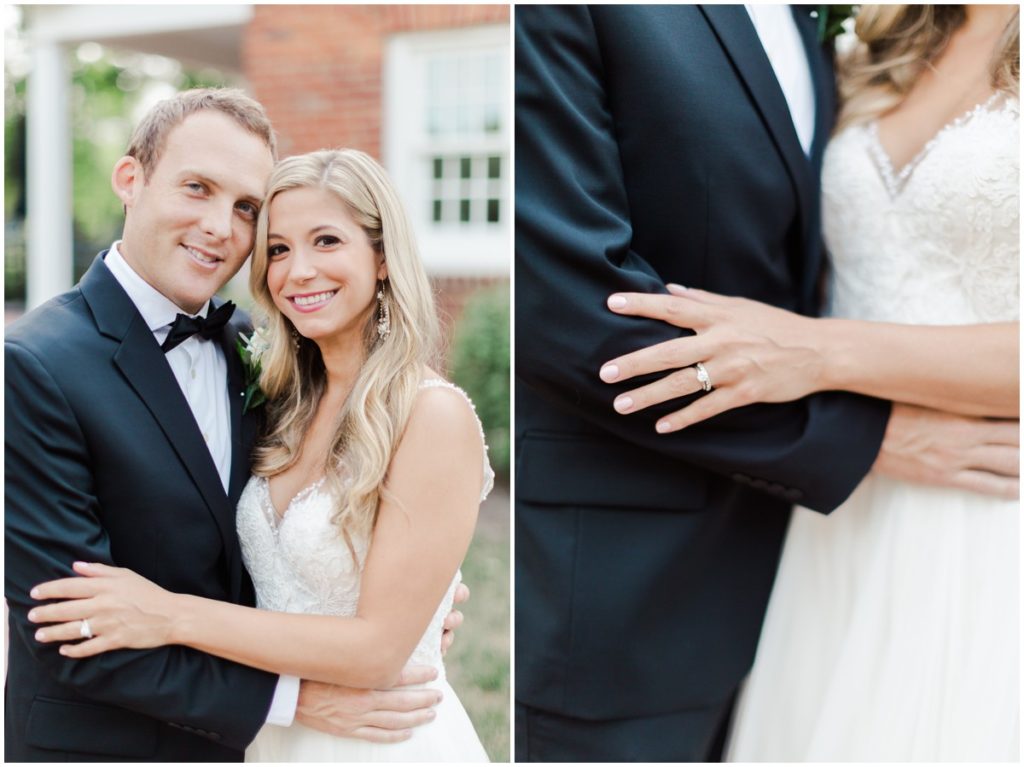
[104,244,299,727]
[745,4,816,155]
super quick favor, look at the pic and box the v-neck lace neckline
[262,475,325,530]
[866,91,1005,198]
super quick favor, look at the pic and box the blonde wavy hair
[249,149,439,551]
[836,5,1019,132]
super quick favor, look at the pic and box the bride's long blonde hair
[249,149,439,549]
[836,5,1019,132]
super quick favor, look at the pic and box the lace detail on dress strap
[418,378,495,501]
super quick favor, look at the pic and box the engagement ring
[79,619,93,639]
[694,362,713,392]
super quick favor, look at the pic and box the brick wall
[243,4,509,158]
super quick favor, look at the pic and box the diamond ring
[79,618,93,639]
[694,362,713,393]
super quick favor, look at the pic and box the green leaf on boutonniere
[816,5,857,44]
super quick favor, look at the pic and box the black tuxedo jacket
[515,5,891,720]
[5,255,276,761]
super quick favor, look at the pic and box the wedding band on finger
[79,619,93,640]
[694,362,713,392]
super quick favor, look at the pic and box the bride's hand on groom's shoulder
[28,561,179,657]
[599,285,825,431]
[295,665,443,742]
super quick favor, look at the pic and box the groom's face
[113,110,275,314]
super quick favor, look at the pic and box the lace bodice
[822,95,1019,324]
[236,379,494,678]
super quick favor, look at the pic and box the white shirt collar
[104,241,211,332]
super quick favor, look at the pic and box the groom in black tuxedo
[515,6,893,761]
[5,89,441,761]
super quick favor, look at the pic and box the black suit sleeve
[515,5,890,513]
[4,341,278,752]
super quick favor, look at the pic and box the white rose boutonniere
[236,327,270,414]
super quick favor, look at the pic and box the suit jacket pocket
[517,431,707,510]
[26,696,159,758]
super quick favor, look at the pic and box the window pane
[488,156,500,179]
[432,199,443,222]
[487,198,499,223]
[460,157,472,179]
[433,157,444,180]
[460,199,471,222]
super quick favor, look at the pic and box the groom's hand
[294,665,442,743]
[873,403,1019,498]
[441,582,469,656]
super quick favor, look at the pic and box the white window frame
[383,24,509,277]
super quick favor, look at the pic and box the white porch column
[26,39,73,310]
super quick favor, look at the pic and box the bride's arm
[29,386,483,689]
[601,286,1018,431]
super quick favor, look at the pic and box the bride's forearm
[170,594,410,689]
[815,320,1019,417]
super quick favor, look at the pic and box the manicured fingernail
[614,396,633,413]
[28,609,38,622]
[600,364,619,382]
[667,283,687,291]
[34,629,45,641]
[30,587,40,599]
[59,645,69,655]
[608,295,627,309]
[74,561,90,570]
[656,420,673,433]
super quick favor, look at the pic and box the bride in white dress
[28,149,491,762]
[599,4,1019,760]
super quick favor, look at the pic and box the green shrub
[449,285,510,481]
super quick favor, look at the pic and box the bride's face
[265,186,386,348]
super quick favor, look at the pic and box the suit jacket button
[783,488,803,502]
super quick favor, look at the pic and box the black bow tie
[161,301,236,353]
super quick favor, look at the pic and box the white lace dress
[727,96,1019,761]
[237,379,493,762]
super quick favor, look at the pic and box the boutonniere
[236,327,270,414]
[816,5,857,44]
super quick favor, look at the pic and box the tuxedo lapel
[79,256,238,563]
[218,313,250,505]
[700,5,814,240]
[790,6,836,170]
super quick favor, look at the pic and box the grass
[446,483,510,762]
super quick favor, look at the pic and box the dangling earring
[290,327,301,350]
[376,280,391,340]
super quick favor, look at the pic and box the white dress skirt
[727,96,1020,761]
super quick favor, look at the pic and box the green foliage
[70,60,132,245]
[445,501,509,761]
[449,285,510,480]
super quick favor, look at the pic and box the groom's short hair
[126,87,278,177]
